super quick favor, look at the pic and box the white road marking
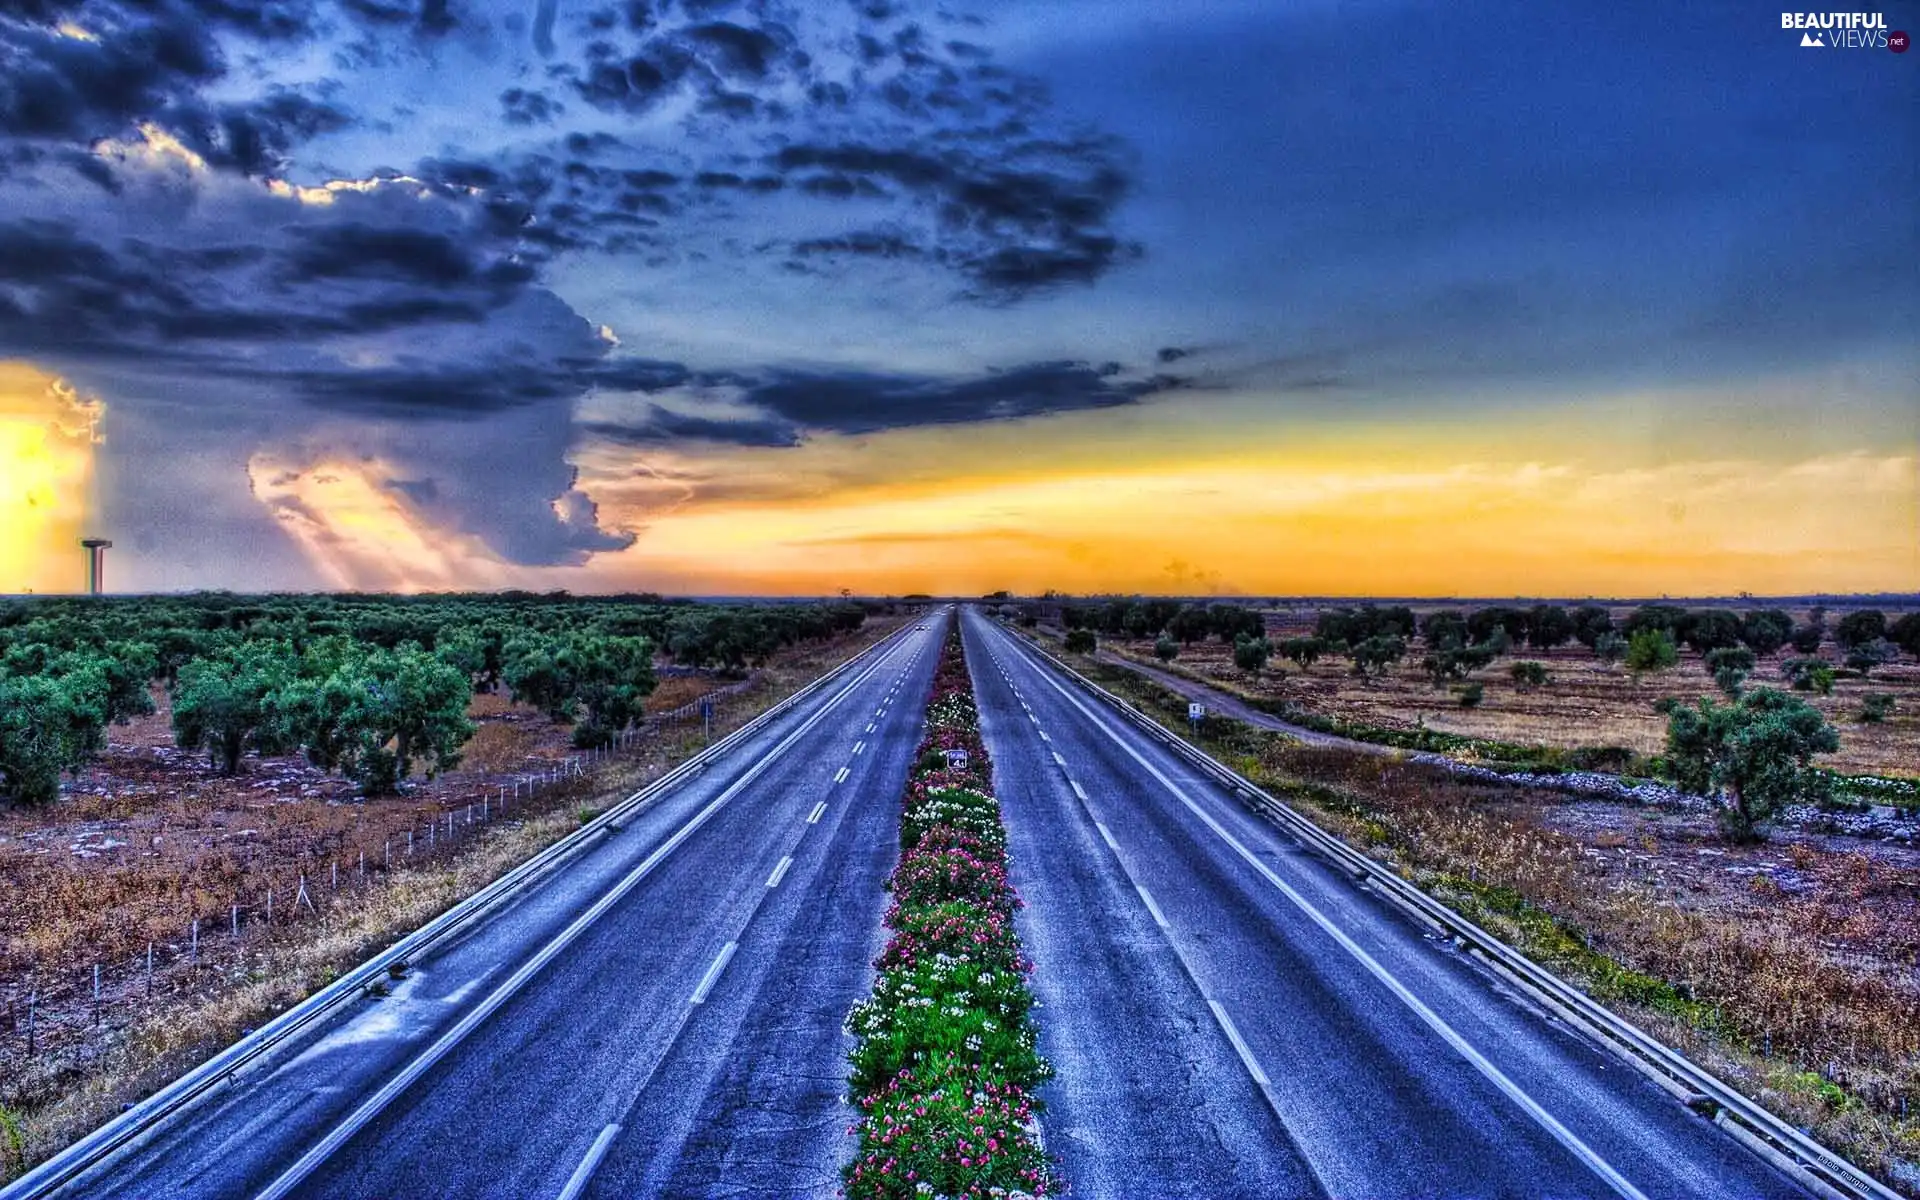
[1075,780,1091,803]
[1006,628,1651,1200]
[1136,884,1171,930]
[866,723,875,733]
[248,635,897,1200]
[1038,730,1051,742]
[766,856,793,888]
[807,801,827,824]
[1208,1000,1271,1087]
[556,1124,621,1200]
[853,740,865,755]
[690,941,738,1004]
[1095,819,1117,849]
[833,766,850,784]
[1052,751,1067,767]
[1029,713,1040,725]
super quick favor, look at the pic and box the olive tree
[171,642,297,775]
[1659,688,1838,841]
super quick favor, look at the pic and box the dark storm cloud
[0,0,1164,576]
[723,360,1187,438]
[579,407,802,448]
[501,87,561,125]
[0,2,355,175]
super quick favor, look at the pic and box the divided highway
[22,615,948,1200]
[962,607,1814,1200]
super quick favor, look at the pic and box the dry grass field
[1101,605,1919,780]
[1064,653,1920,1193]
[0,615,908,1178]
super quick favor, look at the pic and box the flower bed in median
[843,620,1057,1199]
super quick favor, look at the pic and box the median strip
[840,616,1058,1198]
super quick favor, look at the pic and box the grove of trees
[0,593,878,806]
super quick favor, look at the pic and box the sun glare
[0,363,102,594]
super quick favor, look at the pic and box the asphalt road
[962,607,1813,1200]
[44,614,947,1200]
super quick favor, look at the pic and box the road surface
[37,616,946,1200]
[964,607,1810,1200]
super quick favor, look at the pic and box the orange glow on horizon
[0,363,103,594]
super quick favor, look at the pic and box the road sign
[945,748,970,770]
[1188,702,1206,722]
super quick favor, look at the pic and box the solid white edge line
[690,941,738,1004]
[1207,1000,1271,1087]
[555,1124,621,1200]
[766,856,793,888]
[996,622,1651,1200]
[248,637,894,1200]
[1136,883,1171,930]
[1094,818,1116,849]
[807,801,827,824]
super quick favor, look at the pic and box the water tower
[80,538,112,596]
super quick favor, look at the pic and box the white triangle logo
[1800,31,1824,46]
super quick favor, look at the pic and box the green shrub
[845,956,1050,1096]
[1509,661,1549,687]
[1063,629,1096,654]
[1592,631,1628,664]
[843,1057,1055,1198]
[1455,682,1485,708]
[1858,693,1894,724]
[1624,629,1678,674]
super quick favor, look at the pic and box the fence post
[25,989,34,1055]
[191,918,199,964]
[232,903,239,938]
[331,860,338,890]
[93,962,101,1022]
[266,888,273,926]
[145,942,154,997]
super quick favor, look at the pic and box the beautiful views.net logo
[1781,11,1903,48]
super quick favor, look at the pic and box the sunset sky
[1,1,1915,596]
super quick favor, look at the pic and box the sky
[0,0,1915,597]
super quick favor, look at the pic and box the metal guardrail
[1001,623,1898,1200]
[1,620,921,1200]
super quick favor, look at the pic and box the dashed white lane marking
[1038,730,1051,742]
[1136,884,1171,930]
[1095,818,1117,849]
[1073,779,1090,803]
[853,740,866,755]
[1208,1000,1271,1087]
[1029,713,1040,725]
[807,801,827,824]
[866,722,875,733]
[1008,625,1651,1200]
[833,766,850,784]
[1052,751,1067,767]
[690,942,738,1004]
[766,856,794,888]
[556,1124,622,1200]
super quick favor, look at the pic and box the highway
[34,615,946,1200]
[961,607,1814,1200]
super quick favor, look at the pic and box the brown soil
[0,614,911,1181]
[1103,611,1920,777]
